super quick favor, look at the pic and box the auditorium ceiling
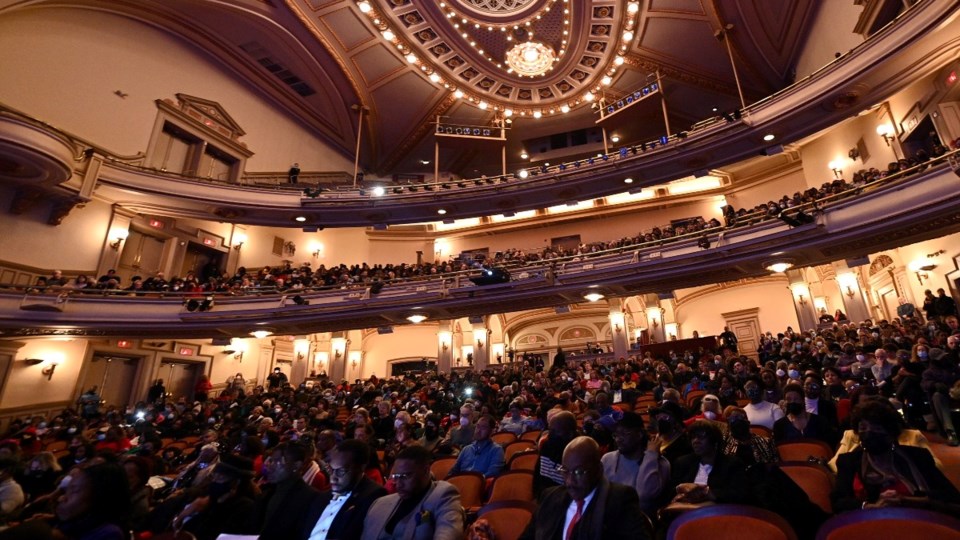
[110,0,819,178]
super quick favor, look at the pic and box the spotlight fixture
[393,187,403,194]
[250,329,273,339]
[303,187,325,198]
[763,134,776,142]
[295,216,307,222]
[583,292,605,302]
[372,186,385,196]
[407,314,428,324]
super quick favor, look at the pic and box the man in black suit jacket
[519,436,650,540]
[253,442,321,540]
[297,439,387,540]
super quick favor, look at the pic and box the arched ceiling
[24,0,815,178]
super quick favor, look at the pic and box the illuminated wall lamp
[233,232,247,251]
[828,159,844,179]
[910,262,937,285]
[41,361,59,380]
[795,294,808,306]
[876,124,895,145]
[223,348,244,362]
[109,229,129,250]
[844,286,856,299]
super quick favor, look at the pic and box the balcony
[2,154,958,339]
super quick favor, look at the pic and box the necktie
[565,499,583,540]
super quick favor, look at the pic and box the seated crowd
[0,304,958,539]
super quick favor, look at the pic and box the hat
[616,411,646,431]
[215,454,255,478]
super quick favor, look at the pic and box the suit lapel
[402,482,438,540]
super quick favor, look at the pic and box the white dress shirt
[562,487,597,540]
[308,491,351,540]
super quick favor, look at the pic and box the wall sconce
[438,330,451,353]
[876,124,895,146]
[314,351,329,372]
[646,307,661,329]
[233,232,247,251]
[331,337,347,361]
[665,322,678,341]
[909,260,937,285]
[41,360,60,380]
[844,286,856,298]
[309,242,323,259]
[492,343,505,362]
[223,348,244,362]
[796,294,808,306]
[609,311,625,335]
[109,229,129,250]
[837,272,858,299]
[348,351,361,371]
[814,297,828,312]
[294,339,309,362]
[473,329,487,350]
[828,159,844,179]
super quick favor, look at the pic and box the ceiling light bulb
[523,46,540,62]
[533,111,542,118]
[295,216,307,222]
[504,109,513,117]
[358,1,372,13]
[622,31,634,42]
[627,2,640,13]
[624,177,633,184]
[382,30,394,41]
[765,262,793,273]
[250,330,273,339]
[611,134,620,143]
[437,209,447,215]
[429,73,440,83]
[454,90,464,98]
[763,134,775,141]
[520,151,528,159]
[518,169,529,178]
[405,53,417,63]
[614,56,624,65]
[478,101,488,109]
[584,92,595,101]
[407,314,428,324]
[583,292,605,302]
[560,105,570,113]
[602,76,612,85]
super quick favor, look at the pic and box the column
[437,324,453,374]
[473,324,490,371]
[608,303,629,360]
[644,294,666,343]
[835,265,870,323]
[786,269,818,331]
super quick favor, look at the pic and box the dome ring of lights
[452,0,548,21]
[505,41,557,77]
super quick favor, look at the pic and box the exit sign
[947,71,957,86]
[178,347,195,356]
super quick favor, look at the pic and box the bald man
[519,436,649,540]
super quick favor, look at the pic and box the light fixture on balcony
[407,314,427,324]
[41,359,60,380]
[909,260,937,285]
[109,229,129,250]
[876,124,895,145]
[828,159,844,179]
[250,329,273,339]
[584,292,605,302]
[765,261,794,274]
[233,232,247,251]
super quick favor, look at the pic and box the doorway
[721,308,762,361]
[80,355,139,409]
[900,115,942,158]
[117,230,166,285]
[180,242,226,283]
[159,360,202,402]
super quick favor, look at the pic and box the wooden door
[117,230,165,284]
[722,308,762,361]
[160,361,199,402]
[81,355,138,409]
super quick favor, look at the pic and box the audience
[0,302,956,539]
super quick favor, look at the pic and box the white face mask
[703,411,717,420]
[459,416,470,427]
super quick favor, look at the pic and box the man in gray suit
[361,445,463,540]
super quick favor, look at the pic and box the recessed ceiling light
[624,177,633,184]
[437,209,447,215]
[358,1,372,13]
[250,330,273,339]
[520,151,529,159]
[763,134,776,141]
[765,261,794,273]
[429,73,440,83]
[405,53,418,64]
[295,216,307,222]
[407,314,427,324]
[583,292,605,302]
[420,159,430,165]
[611,134,620,143]
[382,30,394,41]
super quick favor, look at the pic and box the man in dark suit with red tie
[519,436,650,540]
[297,439,387,540]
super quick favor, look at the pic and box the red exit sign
[149,219,165,229]
[948,71,957,86]
[117,340,132,349]
[203,238,215,246]
[178,347,195,356]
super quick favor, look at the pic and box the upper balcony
[1,0,958,228]
[2,153,959,340]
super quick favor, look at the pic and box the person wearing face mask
[440,405,476,452]
[721,407,779,466]
[167,454,259,540]
[831,400,960,514]
[446,415,504,478]
[58,436,93,473]
[684,395,725,426]
[648,402,692,467]
[773,384,836,447]
[742,377,784,430]
[418,414,443,453]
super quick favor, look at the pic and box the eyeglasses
[555,465,590,478]
[389,472,415,481]
[330,467,351,478]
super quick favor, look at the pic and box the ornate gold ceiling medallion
[459,0,536,14]
[505,41,556,77]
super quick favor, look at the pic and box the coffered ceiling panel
[319,7,377,51]
[352,44,406,86]
[637,18,730,78]
[649,0,705,15]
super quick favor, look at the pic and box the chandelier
[505,41,556,77]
